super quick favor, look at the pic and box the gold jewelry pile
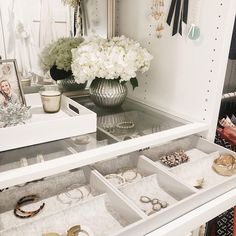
[212,154,236,176]
[160,150,189,167]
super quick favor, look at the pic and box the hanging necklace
[188,0,202,40]
[167,0,189,36]
[151,0,165,38]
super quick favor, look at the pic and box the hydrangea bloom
[39,37,84,73]
[71,36,153,85]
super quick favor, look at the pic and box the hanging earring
[188,0,202,40]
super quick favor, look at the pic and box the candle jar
[40,85,62,113]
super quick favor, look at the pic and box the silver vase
[89,78,127,107]
[57,77,87,92]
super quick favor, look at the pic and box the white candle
[40,90,62,113]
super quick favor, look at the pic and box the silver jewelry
[151,198,160,205]
[123,136,132,140]
[152,203,161,211]
[20,158,28,167]
[105,174,126,185]
[140,195,168,214]
[116,121,135,130]
[79,185,92,198]
[56,184,91,205]
[119,168,143,183]
[73,136,90,145]
[57,193,72,205]
[159,200,168,208]
[140,196,152,203]
[65,188,84,201]
[36,154,44,163]
[121,169,139,182]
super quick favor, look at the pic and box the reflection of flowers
[39,37,84,74]
[0,103,31,127]
[2,64,12,75]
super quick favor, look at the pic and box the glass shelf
[72,95,186,141]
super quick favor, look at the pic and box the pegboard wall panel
[116,0,236,139]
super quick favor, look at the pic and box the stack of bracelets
[105,168,143,186]
[56,184,92,205]
[14,194,45,218]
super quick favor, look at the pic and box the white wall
[117,0,236,140]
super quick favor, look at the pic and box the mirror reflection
[0,0,108,83]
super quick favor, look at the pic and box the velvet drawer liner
[0,166,141,236]
[0,153,195,236]
[89,136,236,235]
[1,194,133,236]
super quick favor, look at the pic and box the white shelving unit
[1,0,236,236]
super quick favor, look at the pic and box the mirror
[0,0,108,82]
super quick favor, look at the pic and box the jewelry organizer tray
[72,95,185,142]
[1,135,236,236]
[0,93,97,152]
[0,167,141,236]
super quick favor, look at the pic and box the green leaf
[120,80,127,86]
[130,78,138,90]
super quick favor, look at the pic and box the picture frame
[0,59,26,106]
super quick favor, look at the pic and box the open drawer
[91,135,236,235]
[1,135,236,236]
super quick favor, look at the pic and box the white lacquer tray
[0,93,97,152]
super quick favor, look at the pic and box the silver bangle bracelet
[105,174,126,185]
[116,121,135,130]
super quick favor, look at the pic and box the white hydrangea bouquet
[71,36,153,89]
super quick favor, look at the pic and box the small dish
[212,154,236,176]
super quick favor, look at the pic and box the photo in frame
[0,59,26,106]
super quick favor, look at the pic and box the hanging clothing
[205,209,234,236]
[39,0,56,48]
[229,17,236,60]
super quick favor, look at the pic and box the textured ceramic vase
[89,78,127,108]
[57,77,87,92]
[50,66,87,92]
